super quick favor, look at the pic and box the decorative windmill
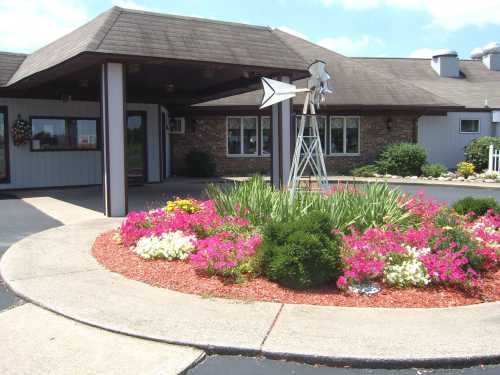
[260,60,332,198]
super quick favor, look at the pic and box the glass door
[127,111,147,185]
[0,107,8,183]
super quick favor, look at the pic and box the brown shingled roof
[198,30,461,109]
[5,7,307,87]
[353,57,500,109]
[0,52,26,86]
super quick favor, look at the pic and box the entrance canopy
[0,6,309,106]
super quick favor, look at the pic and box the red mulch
[92,230,500,308]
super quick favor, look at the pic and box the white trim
[459,118,480,134]
[294,115,327,153]
[169,117,185,134]
[260,116,271,157]
[225,116,258,157]
[329,115,361,155]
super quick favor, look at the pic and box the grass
[207,176,411,232]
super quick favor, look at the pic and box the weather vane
[260,60,332,198]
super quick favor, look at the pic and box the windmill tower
[260,60,332,198]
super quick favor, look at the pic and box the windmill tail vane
[259,60,333,197]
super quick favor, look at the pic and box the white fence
[488,144,500,172]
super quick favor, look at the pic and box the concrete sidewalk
[2,219,500,368]
[0,303,204,375]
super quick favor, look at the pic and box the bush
[453,197,500,217]
[375,143,427,177]
[258,212,342,289]
[185,150,216,177]
[351,164,378,177]
[464,136,500,171]
[457,161,475,177]
[421,163,447,178]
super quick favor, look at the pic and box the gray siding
[418,112,495,169]
[0,98,159,190]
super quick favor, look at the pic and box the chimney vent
[431,49,459,77]
[482,42,500,71]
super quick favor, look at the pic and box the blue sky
[1,0,500,59]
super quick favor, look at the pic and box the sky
[0,0,499,59]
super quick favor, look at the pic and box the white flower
[384,251,430,288]
[133,231,195,260]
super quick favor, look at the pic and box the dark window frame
[30,116,101,152]
[0,106,10,183]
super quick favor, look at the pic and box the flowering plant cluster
[10,117,31,146]
[120,198,261,280]
[133,231,195,260]
[337,194,500,290]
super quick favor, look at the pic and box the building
[0,6,499,216]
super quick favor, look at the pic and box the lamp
[386,117,393,131]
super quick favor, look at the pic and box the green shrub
[421,163,447,178]
[464,136,500,171]
[258,212,342,289]
[452,196,500,217]
[375,143,427,177]
[185,150,216,177]
[456,161,475,178]
[351,164,378,177]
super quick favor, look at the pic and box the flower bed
[93,177,500,308]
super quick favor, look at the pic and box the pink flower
[336,276,348,289]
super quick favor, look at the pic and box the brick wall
[171,114,416,176]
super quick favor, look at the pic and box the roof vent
[431,49,459,77]
[470,47,484,60]
[482,42,500,71]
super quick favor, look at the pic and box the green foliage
[207,176,412,233]
[421,163,448,178]
[456,161,475,178]
[375,143,427,176]
[185,150,216,177]
[453,196,500,217]
[258,212,342,289]
[351,164,378,177]
[464,136,500,171]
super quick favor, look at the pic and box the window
[227,116,257,156]
[0,107,8,182]
[169,117,185,134]
[295,115,327,153]
[31,117,99,151]
[460,119,480,134]
[329,116,360,155]
[261,116,272,155]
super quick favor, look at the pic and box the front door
[0,107,9,183]
[127,111,147,185]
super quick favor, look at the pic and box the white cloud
[321,0,500,30]
[276,26,309,40]
[407,48,440,58]
[111,0,151,11]
[317,35,384,56]
[0,0,90,52]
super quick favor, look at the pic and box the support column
[271,76,292,189]
[101,62,127,217]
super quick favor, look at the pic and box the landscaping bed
[92,177,500,308]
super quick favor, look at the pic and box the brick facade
[171,113,417,176]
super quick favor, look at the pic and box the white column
[101,62,127,217]
[271,76,292,189]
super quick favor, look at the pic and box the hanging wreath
[11,116,31,146]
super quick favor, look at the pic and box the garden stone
[456,177,465,181]
[484,179,495,183]
[410,176,418,179]
[438,177,446,181]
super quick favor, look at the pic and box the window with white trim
[330,116,360,155]
[460,119,480,134]
[169,117,185,134]
[295,115,327,153]
[227,116,258,156]
[261,116,272,156]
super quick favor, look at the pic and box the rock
[484,179,495,183]
[438,177,446,181]
[410,176,418,179]
[467,176,476,180]
[456,177,465,181]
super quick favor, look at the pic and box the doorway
[127,111,147,185]
[160,106,171,180]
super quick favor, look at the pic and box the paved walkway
[2,219,499,368]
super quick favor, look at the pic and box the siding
[0,98,159,190]
[418,112,495,168]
